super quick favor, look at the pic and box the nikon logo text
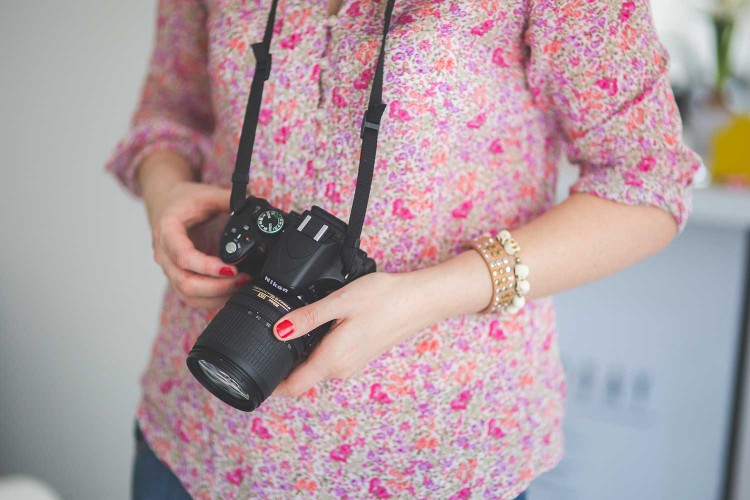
[264,276,289,293]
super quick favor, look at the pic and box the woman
[107,0,699,498]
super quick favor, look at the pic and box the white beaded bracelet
[464,229,531,315]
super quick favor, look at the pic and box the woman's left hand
[270,249,494,397]
[270,271,437,397]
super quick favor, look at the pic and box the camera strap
[341,0,394,276]
[229,0,396,276]
[230,0,280,213]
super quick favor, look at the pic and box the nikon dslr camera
[186,0,390,412]
[186,196,376,411]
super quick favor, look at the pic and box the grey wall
[737,290,750,500]
[0,2,164,499]
[1,2,749,500]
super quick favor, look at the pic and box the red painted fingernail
[276,319,295,339]
[236,277,251,287]
[220,267,235,277]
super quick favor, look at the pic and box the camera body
[186,196,376,411]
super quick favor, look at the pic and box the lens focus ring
[187,284,310,411]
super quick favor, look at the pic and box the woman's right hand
[138,151,250,310]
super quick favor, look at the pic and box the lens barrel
[187,284,303,412]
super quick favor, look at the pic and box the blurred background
[0,1,749,499]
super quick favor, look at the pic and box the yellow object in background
[711,115,750,187]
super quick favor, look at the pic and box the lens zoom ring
[197,307,294,393]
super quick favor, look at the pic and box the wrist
[404,250,493,324]
[138,150,196,226]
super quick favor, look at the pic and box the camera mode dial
[257,210,285,234]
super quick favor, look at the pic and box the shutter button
[225,242,238,254]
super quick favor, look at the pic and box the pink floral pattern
[106,0,699,498]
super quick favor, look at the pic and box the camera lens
[187,284,314,412]
[197,360,250,401]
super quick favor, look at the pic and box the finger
[158,247,250,298]
[173,269,251,299]
[272,291,347,341]
[160,218,237,278]
[175,186,233,228]
[190,186,232,221]
[272,350,330,397]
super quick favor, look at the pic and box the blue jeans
[132,422,529,499]
[132,423,191,500]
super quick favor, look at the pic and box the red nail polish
[220,267,235,277]
[277,319,295,339]
[236,277,251,287]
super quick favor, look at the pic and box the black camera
[185,0,393,411]
[186,196,376,411]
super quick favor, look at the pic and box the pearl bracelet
[464,230,531,315]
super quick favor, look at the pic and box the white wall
[652,0,750,84]
[0,1,748,500]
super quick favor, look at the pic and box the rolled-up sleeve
[524,0,702,230]
[105,0,215,197]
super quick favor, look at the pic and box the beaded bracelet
[464,230,531,315]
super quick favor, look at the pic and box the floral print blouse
[106,0,699,498]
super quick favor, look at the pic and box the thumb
[273,294,342,341]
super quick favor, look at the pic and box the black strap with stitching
[229,0,396,275]
[230,0,279,213]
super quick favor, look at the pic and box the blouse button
[325,14,339,28]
